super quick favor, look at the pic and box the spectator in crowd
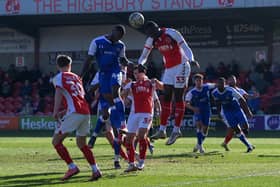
[270,62,280,79]
[0,67,4,84]
[216,61,228,78]
[0,81,11,97]
[230,59,240,77]
[37,74,53,97]
[19,101,33,115]
[255,59,268,74]
[247,85,261,114]
[205,63,217,80]
[18,66,32,82]
[249,69,269,94]
[21,80,32,97]
[3,72,12,83]
[7,64,18,82]
[263,66,274,84]
[30,66,42,83]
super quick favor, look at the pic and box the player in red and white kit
[138,21,199,145]
[52,55,101,181]
[122,65,161,172]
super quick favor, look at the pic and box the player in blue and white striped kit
[185,74,215,153]
[81,25,129,149]
[212,77,254,153]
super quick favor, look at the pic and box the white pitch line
[145,170,280,187]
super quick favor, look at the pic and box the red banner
[0,116,19,130]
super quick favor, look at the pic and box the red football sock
[224,131,234,144]
[174,101,185,127]
[54,143,73,165]
[126,141,135,163]
[120,146,128,161]
[80,145,96,165]
[160,102,172,126]
[106,131,114,146]
[139,139,147,160]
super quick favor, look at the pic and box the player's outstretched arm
[239,97,253,118]
[138,37,153,65]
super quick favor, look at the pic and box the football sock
[173,126,180,133]
[80,145,96,165]
[126,141,135,163]
[68,163,77,169]
[114,154,120,162]
[196,130,203,146]
[54,143,73,165]
[236,133,251,148]
[174,101,185,127]
[224,130,234,144]
[120,146,128,161]
[139,139,147,160]
[105,131,114,145]
[91,164,99,173]
[113,138,121,156]
[160,101,172,127]
[201,132,207,143]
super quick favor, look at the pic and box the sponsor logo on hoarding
[20,117,57,130]
[265,115,280,130]
[0,117,19,130]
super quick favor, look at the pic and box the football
[128,12,145,29]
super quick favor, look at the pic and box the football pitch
[0,132,280,187]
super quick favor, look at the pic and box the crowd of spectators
[0,59,280,116]
[0,64,55,115]
[145,59,280,115]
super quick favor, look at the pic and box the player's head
[227,75,237,87]
[217,77,226,91]
[56,55,72,71]
[133,65,146,80]
[144,21,160,38]
[111,24,126,42]
[193,73,204,88]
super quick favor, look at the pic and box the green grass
[0,135,280,187]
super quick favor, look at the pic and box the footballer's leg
[221,128,234,151]
[137,128,149,170]
[151,85,173,140]
[124,113,138,172]
[52,118,79,181]
[166,87,184,145]
[76,115,102,181]
[234,125,254,153]
[221,112,233,151]
[52,133,80,181]
[111,73,126,128]
[193,115,202,153]
[198,112,210,154]
[137,113,152,170]
[77,136,101,181]
[88,115,107,148]
[124,133,138,172]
